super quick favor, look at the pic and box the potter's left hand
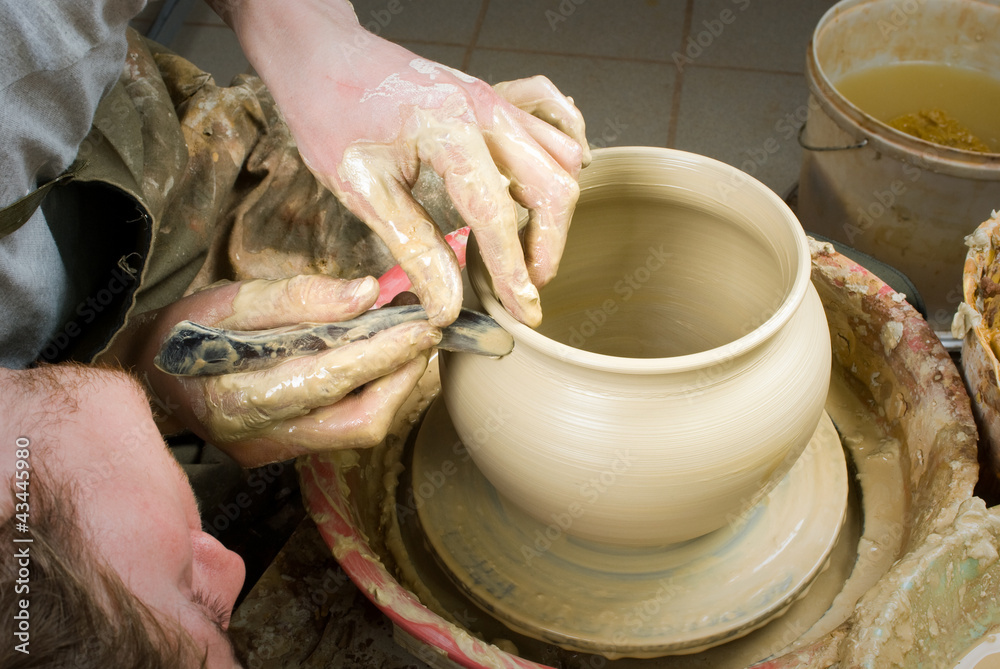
[216,0,590,328]
[98,275,440,467]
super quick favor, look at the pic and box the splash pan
[298,243,984,667]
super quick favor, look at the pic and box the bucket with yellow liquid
[797,0,1000,337]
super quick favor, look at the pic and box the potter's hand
[99,275,440,467]
[217,0,590,327]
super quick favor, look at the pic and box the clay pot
[440,147,832,546]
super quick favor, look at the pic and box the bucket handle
[798,123,868,152]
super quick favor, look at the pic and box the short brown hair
[0,472,205,668]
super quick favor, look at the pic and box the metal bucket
[797,0,1000,335]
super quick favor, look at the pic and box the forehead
[60,371,154,451]
[1,366,158,496]
[5,365,150,417]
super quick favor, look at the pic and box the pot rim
[468,146,813,375]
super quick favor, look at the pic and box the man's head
[0,364,245,667]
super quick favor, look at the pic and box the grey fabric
[0,0,146,368]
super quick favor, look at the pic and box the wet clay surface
[385,366,902,667]
[408,404,847,657]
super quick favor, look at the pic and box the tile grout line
[686,62,807,77]
[666,0,694,148]
[397,38,479,50]
[462,0,490,72]
[459,44,673,67]
[447,42,808,78]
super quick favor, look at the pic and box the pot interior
[534,182,791,358]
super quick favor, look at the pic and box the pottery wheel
[411,399,849,657]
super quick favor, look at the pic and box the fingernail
[349,276,378,300]
[515,283,542,328]
[424,299,461,327]
[424,328,443,347]
[411,324,443,348]
[521,301,543,328]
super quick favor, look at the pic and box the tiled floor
[132,0,839,198]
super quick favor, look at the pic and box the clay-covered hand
[98,275,440,467]
[219,0,590,327]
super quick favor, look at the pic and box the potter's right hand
[216,0,590,328]
[98,275,440,467]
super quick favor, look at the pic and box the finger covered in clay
[219,354,431,466]
[493,75,592,168]
[183,321,441,444]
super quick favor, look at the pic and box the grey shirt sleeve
[0,0,147,368]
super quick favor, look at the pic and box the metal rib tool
[154,305,513,377]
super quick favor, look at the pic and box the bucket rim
[806,0,1000,179]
